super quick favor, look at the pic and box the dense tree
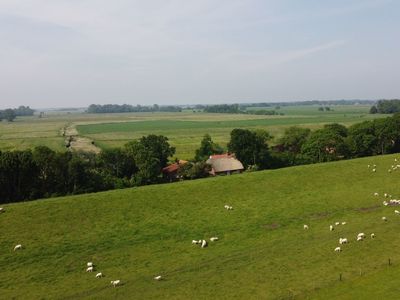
[178,161,211,180]
[376,99,400,114]
[228,129,270,169]
[87,104,181,113]
[347,121,377,157]
[125,135,175,185]
[323,123,348,137]
[194,134,223,161]
[204,104,240,114]
[301,127,349,163]
[2,109,16,122]
[0,150,38,202]
[279,127,311,154]
[369,106,378,114]
[14,106,35,116]
[98,148,136,179]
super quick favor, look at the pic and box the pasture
[0,105,386,158]
[1,153,400,299]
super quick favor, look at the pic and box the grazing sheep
[334,247,341,252]
[357,233,366,239]
[210,237,219,242]
[13,244,22,251]
[339,238,348,244]
[335,222,340,226]
[87,262,93,267]
[303,224,309,230]
[374,192,379,196]
[384,193,388,198]
[224,205,229,209]
[382,216,387,221]
[86,266,94,272]
[357,236,363,241]
[0,207,4,213]
[341,222,346,225]
[367,164,370,168]
[154,275,162,281]
[201,240,208,248]
[192,240,200,244]
[372,168,376,172]
[329,225,334,231]
[224,205,233,210]
[96,272,103,278]
[383,201,388,206]
[111,280,121,287]
[395,210,400,214]
[371,233,375,238]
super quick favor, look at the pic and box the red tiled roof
[162,160,188,174]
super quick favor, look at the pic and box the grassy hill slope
[1,155,400,299]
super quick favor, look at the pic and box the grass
[0,106,387,158]
[1,154,400,299]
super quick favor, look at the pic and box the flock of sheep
[304,158,399,253]
[2,157,399,292]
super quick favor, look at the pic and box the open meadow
[1,153,400,299]
[0,105,387,159]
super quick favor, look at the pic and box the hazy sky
[0,0,399,108]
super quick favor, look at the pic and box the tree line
[1,114,400,204]
[0,135,175,204]
[87,104,182,113]
[0,106,35,122]
[370,99,400,114]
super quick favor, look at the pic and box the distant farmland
[0,104,386,158]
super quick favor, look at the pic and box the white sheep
[372,168,376,172]
[367,164,370,168]
[86,266,94,272]
[382,216,387,221]
[371,233,375,238]
[395,210,400,214]
[384,193,388,198]
[357,236,363,241]
[383,201,388,206]
[192,240,200,244]
[201,240,208,248]
[303,224,309,230]
[210,237,219,242]
[374,192,379,196]
[87,262,93,267]
[96,272,103,278]
[154,275,162,281]
[334,247,341,252]
[329,225,334,231]
[0,207,4,213]
[339,238,348,244]
[341,222,346,225]
[335,222,340,226]
[14,244,22,251]
[111,280,121,287]
[357,233,366,239]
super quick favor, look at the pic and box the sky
[0,0,399,109]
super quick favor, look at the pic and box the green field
[0,105,386,159]
[1,154,400,299]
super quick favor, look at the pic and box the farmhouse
[206,153,244,176]
[162,160,188,181]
